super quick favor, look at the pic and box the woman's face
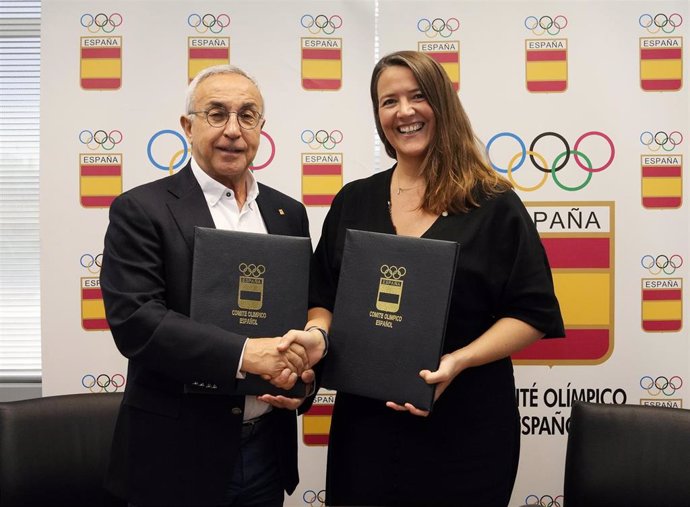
[376,65,435,166]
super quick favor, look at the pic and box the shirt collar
[190,158,260,209]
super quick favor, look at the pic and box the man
[100,65,326,506]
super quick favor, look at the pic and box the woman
[304,51,564,506]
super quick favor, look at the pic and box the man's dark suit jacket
[100,163,310,506]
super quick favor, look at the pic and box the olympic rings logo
[80,253,103,274]
[187,13,230,34]
[79,129,123,151]
[485,131,615,192]
[82,373,126,393]
[639,13,683,34]
[380,265,406,280]
[525,495,563,507]
[417,17,459,38]
[525,16,567,36]
[147,129,275,174]
[640,131,683,152]
[302,489,325,506]
[640,375,683,396]
[641,254,683,275]
[80,13,122,33]
[301,130,343,150]
[239,263,265,278]
[300,14,343,35]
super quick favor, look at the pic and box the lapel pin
[278,208,285,215]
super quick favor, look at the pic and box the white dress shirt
[191,159,270,421]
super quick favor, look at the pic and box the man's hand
[277,328,326,367]
[241,337,309,389]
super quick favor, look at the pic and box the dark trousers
[225,413,284,507]
[129,412,284,507]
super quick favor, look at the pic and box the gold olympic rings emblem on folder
[239,263,266,278]
[380,265,406,280]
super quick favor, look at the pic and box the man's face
[180,73,264,188]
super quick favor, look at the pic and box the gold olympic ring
[239,263,266,277]
[380,265,406,279]
[168,148,186,176]
[507,150,549,192]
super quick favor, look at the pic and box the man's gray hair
[184,64,263,115]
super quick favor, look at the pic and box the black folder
[322,229,459,411]
[186,227,311,397]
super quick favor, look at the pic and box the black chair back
[0,392,125,506]
[564,401,690,507]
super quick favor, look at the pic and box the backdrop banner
[41,1,688,506]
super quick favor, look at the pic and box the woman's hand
[277,328,327,368]
[257,394,305,411]
[385,353,461,417]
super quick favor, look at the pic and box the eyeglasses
[188,106,264,130]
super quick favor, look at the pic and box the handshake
[241,327,328,393]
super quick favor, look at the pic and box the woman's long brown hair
[371,50,512,214]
